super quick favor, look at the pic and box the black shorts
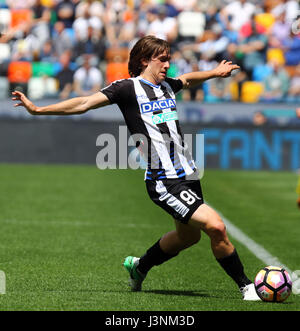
[146,179,204,224]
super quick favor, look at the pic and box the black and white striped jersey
[101,76,197,180]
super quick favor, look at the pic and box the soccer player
[11,35,259,300]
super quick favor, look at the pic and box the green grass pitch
[0,164,299,311]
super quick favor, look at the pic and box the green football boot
[123,256,146,291]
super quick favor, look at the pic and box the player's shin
[216,248,252,289]
[137,239,178,275]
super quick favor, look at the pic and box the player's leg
[137,219,201,274]
[126,179,202,277]
[188,203,234,259]
[123,219,201,291]
[188,203,259,299]
[159,219,201,255]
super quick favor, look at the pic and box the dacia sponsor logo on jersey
[152,111,178,125]
[141,99,176,114]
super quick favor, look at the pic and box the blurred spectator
[73,25,106,63]
[52,21,73,58]
[54,0,76,29]
[117,7,137,47]
[176,4,205,44]
[11,22,40,61]
[73,54,103,96]
[135,3,156,38]
[147,5,177,45]
[105,49,130,84]
[171,0,197,12]
[73,5,103,41]
[198,48,233,102]
[184,23,229,62]
[287,64,300,101]
[204,76,232,102]
[232,70,248,102]
[271,0,299,24]
[269,11,291,48]
[164,0,179,18]
[7,60,32,95]
[55,51,74,100]
[261,59,289,102]
[281,31,300,66]
[6,0,35,9]
[254,11,275,33]
[103,0,136,47]
[31,0,51,47]
[220,0,256,32]
[227,20,268,79]
[204,5,224,31]
[174,50,204,101]
[239,18,266,39]
[75,0,104,20]
[173,50,195,77]
[253,111,267,126]
[38,39,57,63]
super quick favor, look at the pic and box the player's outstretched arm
[296,108,300,118]
[178,60,240,89]
[11,91,111,115]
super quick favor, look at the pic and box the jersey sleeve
[164,77,184,94]
[101,79,132,106]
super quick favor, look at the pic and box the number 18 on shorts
[146,179,204,224]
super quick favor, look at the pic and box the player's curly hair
[128,35,170,78]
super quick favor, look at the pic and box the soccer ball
[254,266,292,302]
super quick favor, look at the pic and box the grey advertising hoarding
[0,118,299,171]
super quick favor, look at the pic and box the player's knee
[207,220,227,241]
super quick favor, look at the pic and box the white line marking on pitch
[209,204,292,274]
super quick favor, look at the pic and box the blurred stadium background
[0,0,300,171]
[1,0,300,311]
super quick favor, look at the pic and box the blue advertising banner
[199,127,300,171]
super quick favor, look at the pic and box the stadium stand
[241,81,264,103]
[0,76,9,99]
[0,43,11,62]
[28,76,57,99]
[10,9,32,28]
[7,61,32,94]
[105,47,130,84]
[0,0,299,103]
[0,8,11,31]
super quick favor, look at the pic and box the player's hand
[213,60,240,78]
[11,91,38,115]
[296,108,300,118]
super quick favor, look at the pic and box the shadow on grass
[143,289,217,298]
